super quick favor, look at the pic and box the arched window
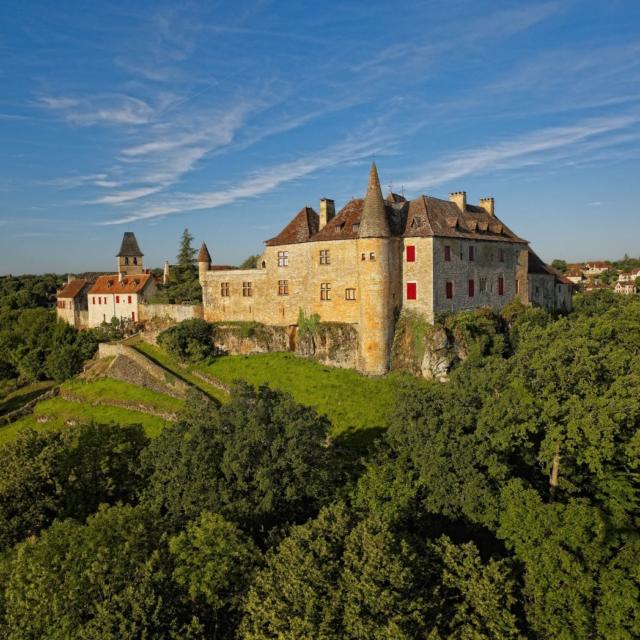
[124,257,129,265]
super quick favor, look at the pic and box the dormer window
[352,223,360,232]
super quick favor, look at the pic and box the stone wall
[212,323,290,355]
[97,343,189,398]
[140,303,203,324]
[296,322,358,368]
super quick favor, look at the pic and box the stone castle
[198,163,572,375]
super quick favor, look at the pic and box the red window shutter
[131,311,135,321]
[446,282,453,299]
[444,245,451,261]
[128,295,132,304]
[498,277,504,296]
[406,282,417,300]
[92,297,95,304]
[116,295,119,303]
[468,279,475,297]
[406,245,416,262]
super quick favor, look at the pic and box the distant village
[563,261,640,295]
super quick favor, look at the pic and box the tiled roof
[528,250,573,284]
[89,273,154,295]
[386,192,407,203]
[117,232,143,257]
[265,206,319,246]
[585,261,609,268]
[58,278,87,299]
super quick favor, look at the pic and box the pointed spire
[197,242,212,264]
[359,162,390,238]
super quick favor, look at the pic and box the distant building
[56,232,158,328]
[199,163,572,375]
[56,277,92,329]
[584,261,610,277]
[614,280,636,295]
[617,269,640,283]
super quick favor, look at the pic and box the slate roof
[89,273,155,295]
[265,206,319,246]
[528,250,573,285]
[198,242,212,263]
[58,278,87,299]
[359,163,390,238]
[117,232,144,257]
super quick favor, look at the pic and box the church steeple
[358,162,390,238]
[116,231,143,275]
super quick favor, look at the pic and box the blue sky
[1,0,640,274]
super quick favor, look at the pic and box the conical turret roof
[197,242,212,263]
[358,163,390,238]
[117,232,143,257]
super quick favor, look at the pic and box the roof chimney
[163,260,170,285]
[118,271,124,283]
[479,197,495,216]
[319,198,335,230]
[67,274,73,284]
[449,191,467,212]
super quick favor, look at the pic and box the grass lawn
[134,341,227,404]
[62,378,184,414]
[0,381,55,416]
[196,352,423,444]
[0,396,171,445]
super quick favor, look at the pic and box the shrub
[157,319,215,362]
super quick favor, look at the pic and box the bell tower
[116,232,144,275]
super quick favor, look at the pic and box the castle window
[124,257,129,265]
[369,252,375,261]
[116,296,120,303]
[498,277,505,296]
[406,282,417,300]
[469,246,475,262]
[320,250,330,265]
[220,283,229,297]
[444,245,451,262]
[479,277,487,293]
[320,282,331,301]
[446,281,453,299]
[92,297,95,305]
[133,257,138,265]
[406,245,416,262]
[499,248,505,263]
[361,253,366,261]
[278,280,289,296]
[277,251,289,267]
[468,279,475,297]
[242,282,253,297]
[345,288,356,301]
[128,295,132,304]
[515,279,520,294]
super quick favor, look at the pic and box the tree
[169,511,261,637]
[157,318,215,362]
[142,383,340,538]
[176,228,197,283]
[551,259,568,273]
[0,504,188,639]
[0,423,148,550]
[239,254,260,269]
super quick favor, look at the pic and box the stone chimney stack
[449,191,467,212]
[163,260,170,285]
[118,271,124,283]
[479,197,495,216]
[319,198,335,230]
[67,274,73,284]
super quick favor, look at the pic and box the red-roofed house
[56,277,92,328]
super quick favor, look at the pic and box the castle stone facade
[199,164,573,375]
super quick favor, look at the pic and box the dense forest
[0,276,638,637]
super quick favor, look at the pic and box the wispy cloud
[45,173,120,189]
[38,94,154,126]
[100,131,394,225]
[403,113,640,190]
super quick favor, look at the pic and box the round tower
[197,242,212,285]
[357,163,393,375]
